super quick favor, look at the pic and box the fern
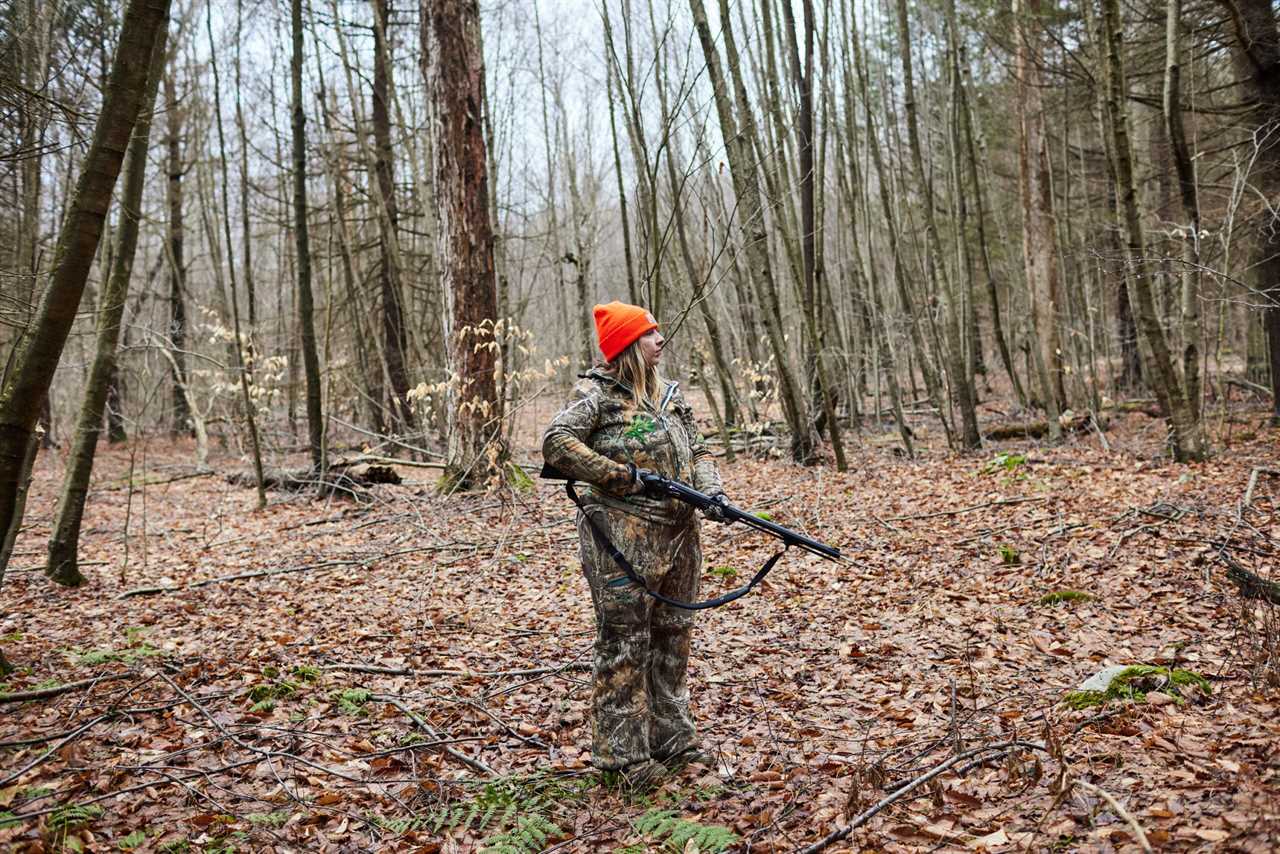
[48,804,104,832]
[480,814,562,854]
[634,808,738,853]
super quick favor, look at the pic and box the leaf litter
[1,410,1277,852]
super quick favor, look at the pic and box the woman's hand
[702,492,731,523]
[605,462,647,496]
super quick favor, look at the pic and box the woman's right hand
[606,462,647,496]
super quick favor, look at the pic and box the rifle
[541,463,843,610]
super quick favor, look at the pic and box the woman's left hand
[702,493,731,523]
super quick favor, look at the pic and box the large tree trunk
[372,0,416,436]
[1218,0,1280,425]
[1013,0,1065,441]
[1101,0,1205,459]
[424,0,507,490]
[46,24,169,588]
[689,0,817,464]
[0,0,173,579]
[292,0,325,472]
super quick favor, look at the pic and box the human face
[637,328,664,368]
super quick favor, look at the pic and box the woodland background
[0,0,1278,850]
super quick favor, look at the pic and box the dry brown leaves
[1,407,1277,852]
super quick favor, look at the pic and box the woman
[542,301,727,786]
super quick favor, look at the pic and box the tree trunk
[689,0,817,464]
[895,0,980,451]
[0,0,173,579]
[1163,0,1203,423]
[292,0,325,472]
[1217,0,1280,425]
[424,0,507,490]
[783,0,846,469]
[46,23,168,587]
[164,67,191,436]
[606,60,640,308]
[235,0,256,336]
[209,2,268,506]
[1013,0,1064,442]
[372,0,416,436]
[1101,0,1205,459]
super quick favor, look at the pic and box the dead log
[983,413,1101,441]
[225,464,401,499]
[1226,562,1280,606]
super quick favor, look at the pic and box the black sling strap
[565,481,787,611]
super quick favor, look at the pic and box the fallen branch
[378,694,495,777]
[93,469,214,492]
[1076,780,1153,853]
[1224,377,1274,399]
[983,413,1100,441]
[0,672,132,704]
[1224,558,1280,605]
[802,740,1045,853]
[1242,466,1280,514]
[322,661,590,679]
[331,454,445,471]
[883,497,1043,522]
[117,560,364,598]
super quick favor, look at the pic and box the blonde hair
[609,338,660,408]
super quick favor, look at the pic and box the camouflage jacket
[542,369,724,525]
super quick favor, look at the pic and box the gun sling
[563,480,787,611]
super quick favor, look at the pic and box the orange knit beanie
[593,302,658,362]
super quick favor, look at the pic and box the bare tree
[46,23,169,587]
[688,0,817,464]
[1013,0,1064,442]
[0,0,173,580]
[1216,0,1280,425]
[372,0,416,435]
[423,0,507,489]
[292,0,325,472]
[1100,0,1204,459]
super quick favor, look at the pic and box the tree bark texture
[689,0,816,464]
[46,23,169,588]
[1163,0,1203,423]
[423,0,507,489]
[372,0,416,435]
[0,0,173,578]
[1219,0,1280,425]
[164,68,191,435]
[293,0,325,471]
[1101,0,1205,459]
[1013,0,1065,440]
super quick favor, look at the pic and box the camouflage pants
[577,505,701,769]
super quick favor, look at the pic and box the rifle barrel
[644,474,841,561]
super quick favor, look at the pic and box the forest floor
[1,396,1278,853]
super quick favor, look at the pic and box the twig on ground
[92,469,214,492]
[1076,780,1154,853]
[117,559,365,598]
[322,661,590,679]
[882,497,1043,522]
[0,672,133,704]
[377,694,495,777]
[1242,466,1280,516]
